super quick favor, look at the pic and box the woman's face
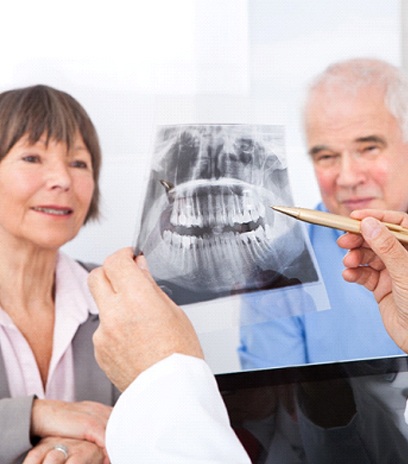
[0,133,94,250]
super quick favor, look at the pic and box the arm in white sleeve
[106,353,250,464]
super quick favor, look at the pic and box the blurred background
[0,0,398,263]
[3,0,403,371]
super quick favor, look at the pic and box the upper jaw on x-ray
[136,124,318,305]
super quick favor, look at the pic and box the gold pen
[272,205,408,244]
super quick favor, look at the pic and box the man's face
[305,85,408,216]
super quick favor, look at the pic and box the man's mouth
[341,197,375,209]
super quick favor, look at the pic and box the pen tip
[271,205,299,219]
[271,205,286,213]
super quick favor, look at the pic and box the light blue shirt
[238,203,404,369]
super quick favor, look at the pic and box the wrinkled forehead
[305,83,388,122]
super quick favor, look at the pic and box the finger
[342,266,380,292]
[134,255,156,285]
[134,255,177,304]
[42,448,68,464]
[87,267,118,321]
[343,247,385,271]
[23,445,68,464]
[88,248,135,295]
[350,209,408,228]
[88,249,147,315]
[102,250,172,310]
[88,266,112,294]
[22,446,47,464]
[360,217,408,282]
[102,247,153,294]
[342,247,364,268]
[135,253,148,270]
[337,231,364,250]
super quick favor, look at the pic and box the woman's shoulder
[76,261,99,272]
[58,251,100,274]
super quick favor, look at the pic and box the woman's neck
[0,243,59,387]
[0,244,58,315]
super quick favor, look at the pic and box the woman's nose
[46,161,72,190]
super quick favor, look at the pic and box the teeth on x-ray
[164,180,265,233]
[138,125,309,294]
[162,179,273,271]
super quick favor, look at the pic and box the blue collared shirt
[238,203,404,369]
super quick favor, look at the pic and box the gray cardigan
[0,313,120,464]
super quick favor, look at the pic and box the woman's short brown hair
[0,84,101,222]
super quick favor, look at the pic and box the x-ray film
[135,124,328,321]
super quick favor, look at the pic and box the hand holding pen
[272,205,408,244]
[336,209,408,354]
[274,204,408,353]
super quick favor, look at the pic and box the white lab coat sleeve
[106,353,250,463]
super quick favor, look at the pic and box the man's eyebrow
[354,135,386,145]
[308,145,329,156]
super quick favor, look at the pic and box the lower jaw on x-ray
[136,124,320,307]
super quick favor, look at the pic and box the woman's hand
[22,436,109,464]
[30,399,112,448]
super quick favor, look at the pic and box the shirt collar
[0,252,98,327]
[55,251,99,322]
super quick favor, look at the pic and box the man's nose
[336,151,366,188]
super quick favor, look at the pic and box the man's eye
[362,145,380,155]
[314,153,338,166]
[22,155,40,163]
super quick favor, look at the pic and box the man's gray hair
[304,58,408,141]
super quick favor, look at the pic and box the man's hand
[337,209,408,352]
[88,248,204,392]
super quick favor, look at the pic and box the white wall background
[2,0,401,372]
[59,0,401,264]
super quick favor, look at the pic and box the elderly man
[239,58,408,369]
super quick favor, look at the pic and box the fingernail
[136,255,149,270]
[361,217,382,239]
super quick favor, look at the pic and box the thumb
[360,217,408,281]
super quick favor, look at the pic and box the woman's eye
[22,155,41,163]
[70,160,89,169]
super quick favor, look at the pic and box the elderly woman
[0,85,119,464]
